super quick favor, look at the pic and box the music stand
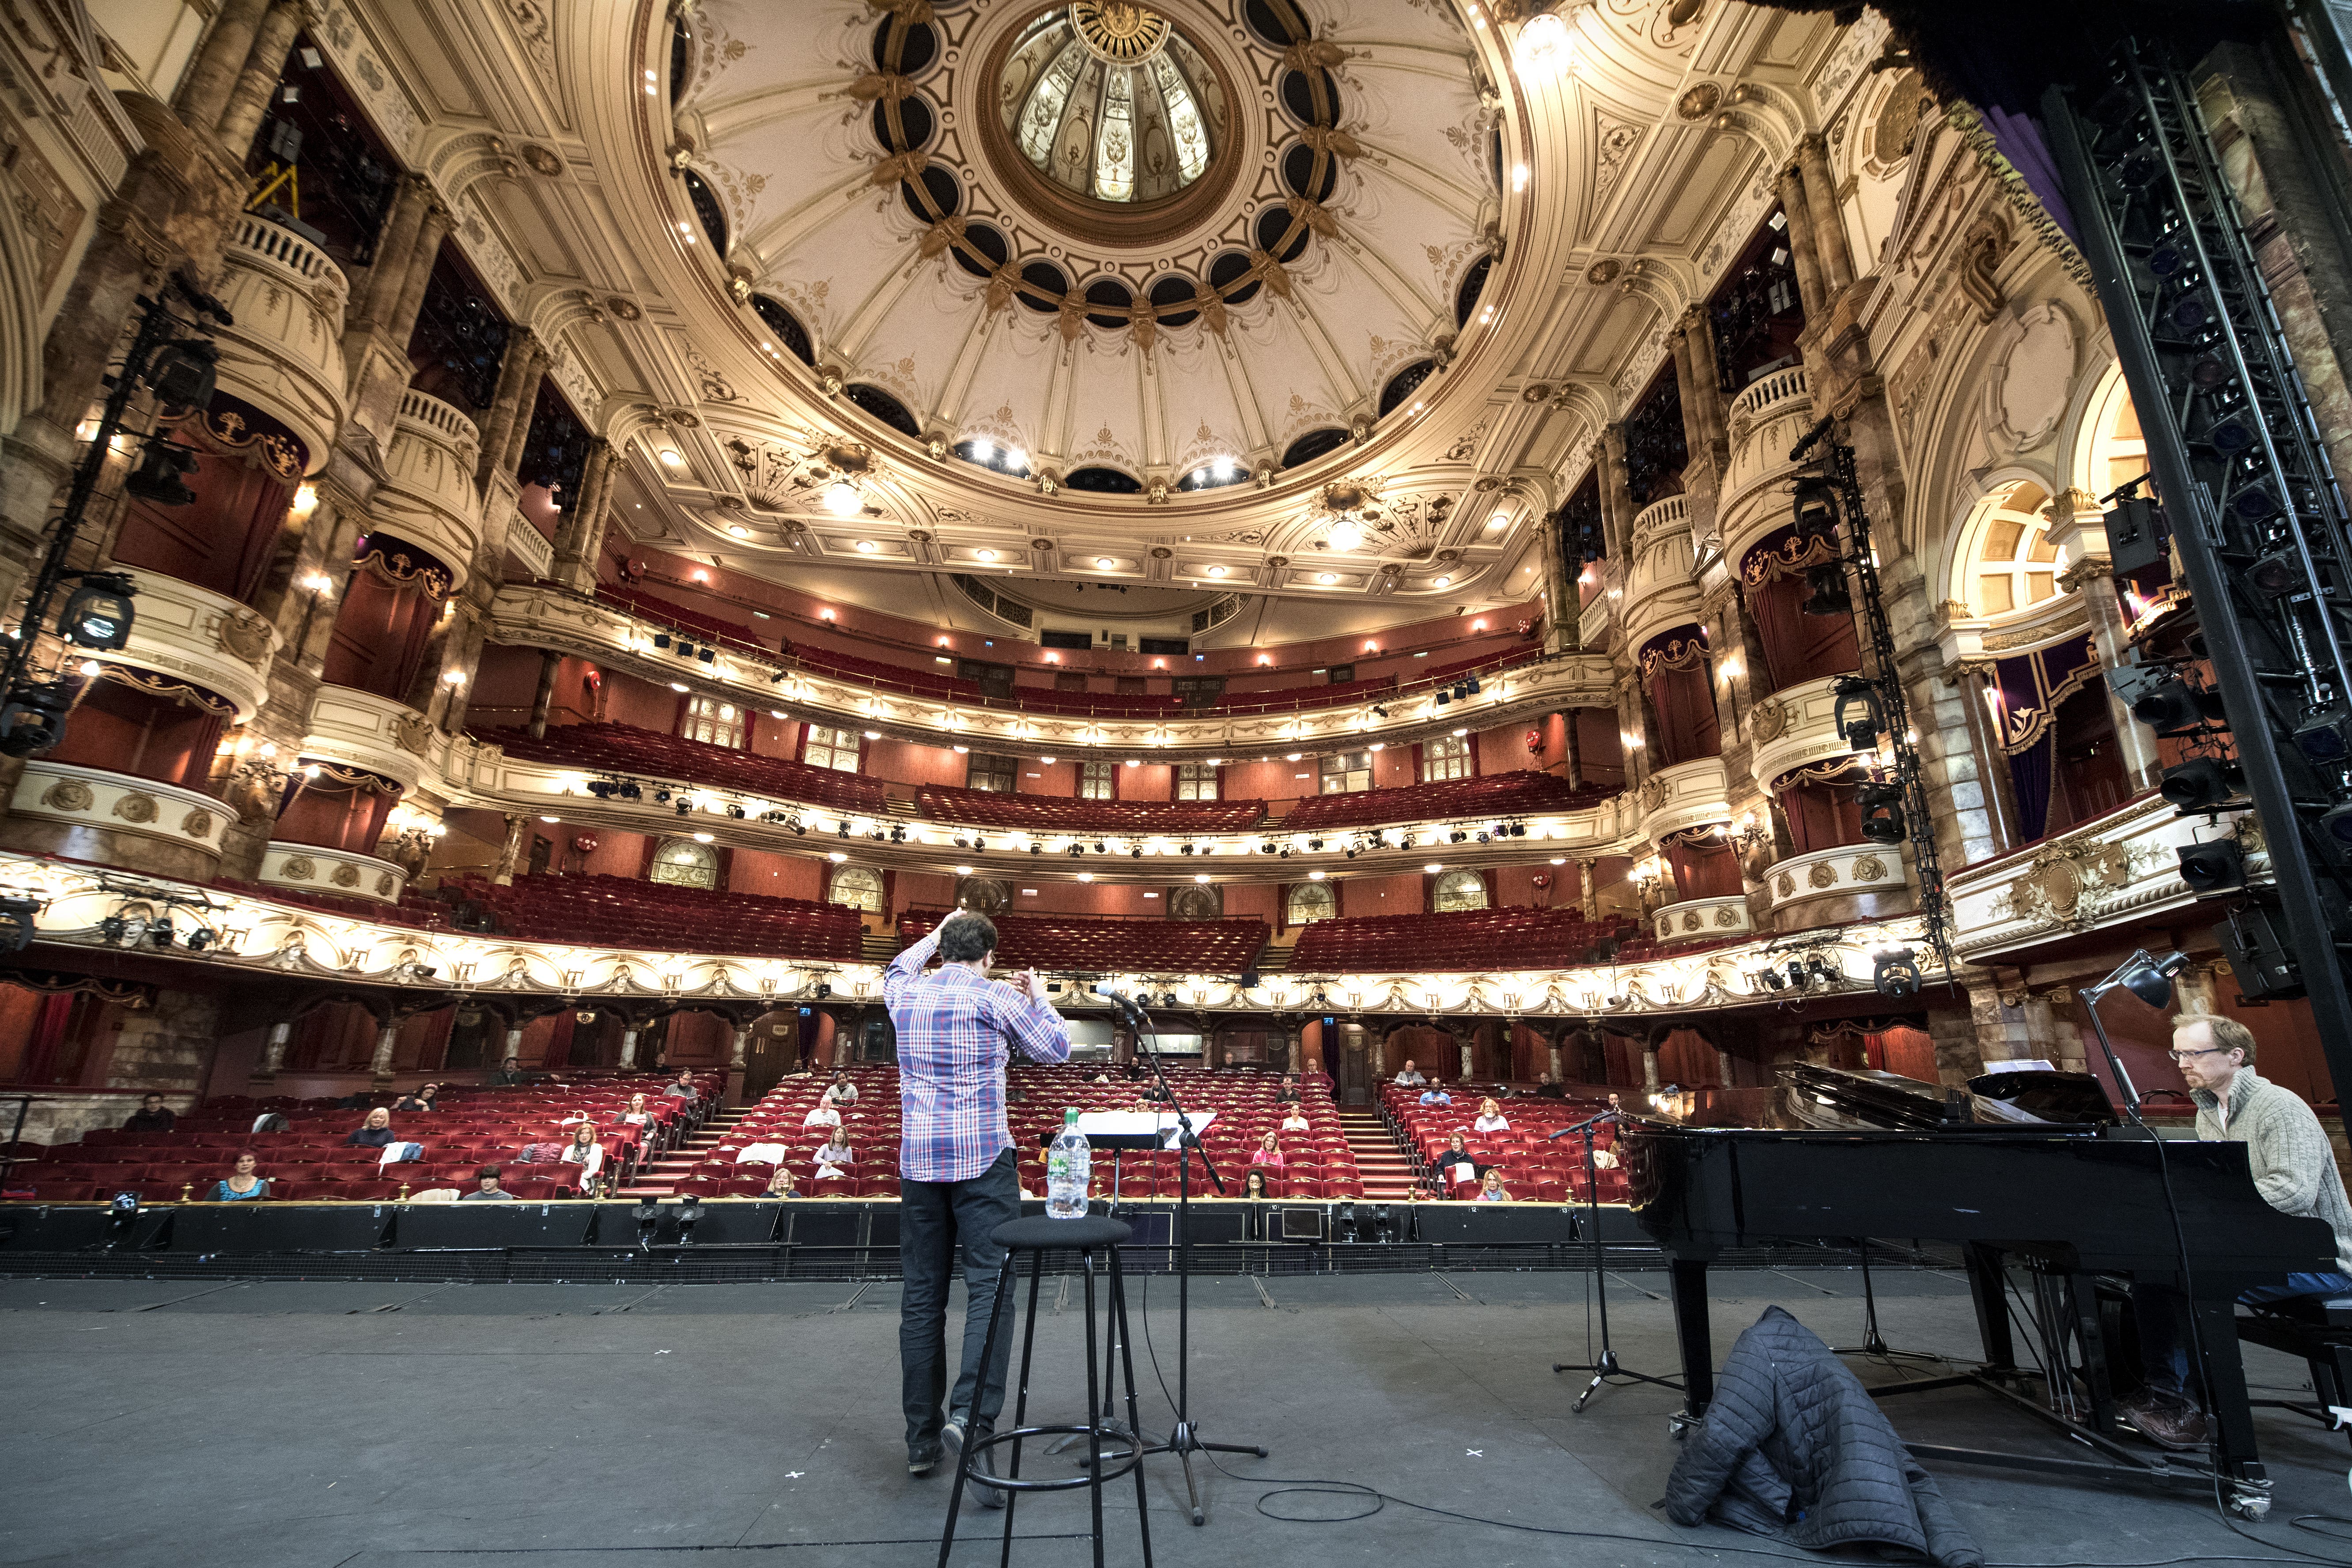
[1550,1109,1683,1411]
[1105,995,1268,1524]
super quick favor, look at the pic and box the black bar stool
[937,1214,1152,1568]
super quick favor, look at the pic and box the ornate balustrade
[1635,755,1732,842]
[4,759,242,879]
[256,841,410,905]
[107,568,283,723]
[1748,672,1866,786]
[209,215,349,471]
[374,388,484,587]
[1764,841,1912,924]
[303,684,444,793]
[1651,893,1753,944]
[1720,364,1818,560]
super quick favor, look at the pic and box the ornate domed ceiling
[671,0,1497,495]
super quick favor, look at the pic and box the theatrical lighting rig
[1789,419,1953,980]
[0,277,230,757]
[1872,947,1921,999]
[2052,38,2352,1070]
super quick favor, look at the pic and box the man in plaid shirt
[888,909,1070,1492]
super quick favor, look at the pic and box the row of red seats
[475,722,886,816]
[210,877,449,929]
[896,910,1270,975]
[597,586,777,660]
[450,873,865,961]
[1280,768,1620,832]
[1293,906,1643,974]
[915,782,1265,835]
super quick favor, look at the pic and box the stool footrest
[967,1424,1142,1490]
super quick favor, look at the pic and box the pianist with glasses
[2126,1013,2352,1451]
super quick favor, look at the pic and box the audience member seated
[620,1093,654,1128]
[802,1101,841,1133]
[559,1124,605,1194]
[822,1072,858,1107]
[394,1084,440,1113]
[1477,1169,1512,1202]
[813,1132,855,1179]
[1473,1097,1509,1134]
[1243,1169,1271,1199]
[345,1108,397,1147]
[1433,1133,1476,1186]
[461,1164,516,1200]
[1276,1074,1300,1104]
[1418,1085,1453,1107]
[124,1093,176,1133]
[1536,1072,1567,1099]
[1281,1106,1310,1133]
[488,1056,529,1086]
[211,1151,268,1202]
[1250,1132,1285,1171]
[666,1070,700,1101]
[764,1169,802,1199]
[1393,1060,1426,1087]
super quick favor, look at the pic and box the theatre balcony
[1,759,243,882]
[208,215,350,472]
[1617,493,1701,645]
[1650,894,1754,945]
[254,841,411,907]
[101,568,284,726]
[1747,673,1865,790]
[303,684,444,794]
[1944,790,2257,965]
[1634,756,1732,842]
[484,583,1616,759]
[372,389,485,585]
[1765,841,1913,926]
[1716,365,1815,559]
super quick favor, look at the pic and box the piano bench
[2235,1306,2352,1445]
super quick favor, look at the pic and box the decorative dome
[999,4,1223,205]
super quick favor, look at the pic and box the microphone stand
[1116,992,1268,1525]
[1550,1108,1683,1412]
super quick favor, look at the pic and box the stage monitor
[1277,1205,1326,1243]
[391,1203,598,1250]
[1413,1204,1579,1247]
[174,1204,387,1253]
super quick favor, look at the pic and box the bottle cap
[1064,1106,1079,1124]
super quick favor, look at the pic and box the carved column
[528,649,562,739]
[473,328,541,489]
[2042,987,2090,1073]
[369,1022,400,1085]
[1538,507,1575,654]
[1949,658,2023,857]
[1547,1039,1563,1081]
[504,1026,525,1062]
[1797,133,1855,296]
[1777,165,1827,317]
[1563,714,1584,788]
[173,0,273,133]
[552,440,619,592]
[730,1024,750,1068]
[2060,551,2163,792]
[493,812,526,885]
[1458,1034,1474,1080]
[1642,1042,1661,1093]
[352,176,429,332]
[215,0,306,161]
[385,202,454,351]
[497,343,552,481]
[1682,305,1731,464]
[1577,858,1600,922]
[1599,424,1636,562]
[252,1020,292,1081]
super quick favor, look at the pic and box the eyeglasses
[2166,1046,2232,1063]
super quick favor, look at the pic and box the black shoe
[908,1446,942,1477]
[968,1433,1008,1510]
[941,1419,965,1464]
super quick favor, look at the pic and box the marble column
[528,649,562,739]
[1458,1036,1474,1080]
[369,1022,400,1084]
[215,0,306,161]
[1950,660,2023,857]
[1680,305,1730,461]
[1797,133,1855,295]
[497,342,553,480]
[1600,425,1635,562]
[173,0,272,133]
[1578,858,1600,922]
[1777,165,1826,317]
[1538,506,1575,652]
[553,440,620,592]
[1547,1040,1563,1081]
[353,177,429,332]
[619,1028,639,1069]
[1715,1046,1736,1089]
[473,329,542,490]
[504,1027,525,1062]
[730,1025,750,1069]
[1642,1043,1661,1093]
[384,201,454,349]
[2061,552,2163,792]
[493,812,526,885]
[252,1020,292,1081]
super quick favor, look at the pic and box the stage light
[182,926,212,952]
[1787,959,1810,990]
[1092,841,1105,854]
[1448,829,1467,844]
[2159,757,2243,810]
[1802,563,1852,618]
[653,788,672,804]
[2214,901,2303,999]
[1833,676,1882,752]
[2294,708,2352,765]
[2127,675,2227,737]
[1872,947,1920,998]
[1306,838,1323,851]
[61,573,136,650]
[145,337,219,407]
[587,779,616,799]
[2322,800,2352,850]
[125,439,199,505]
[652,632,671,650]
[1029,843,1042,855]
[1757,967,1785,991]
[0,680,73,757]
[617,781,642,801]
[147,918,174,948]
[0,895,38,952]
[2176,839,2246,894]
[1858,780,1906,845]
[675,800,692,816]
[2247,547,2302,596]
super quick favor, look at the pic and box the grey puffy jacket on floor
[1663,1305,1984,1568]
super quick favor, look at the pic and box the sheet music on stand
[1075,1111,1216,1150]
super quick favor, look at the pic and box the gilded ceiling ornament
[1676,83,1722,121]
[1585,258,1621,285]
[521,143,563,176]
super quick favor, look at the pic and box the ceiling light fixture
[1208,564,1227,578]
[1434,575,1451,588]
[855,540,877,553]
[1514,4,1577,75]
[1096,556,1116,569]
[1318,572,1339,585]
[975,548,997,562]
[823,481,861,517]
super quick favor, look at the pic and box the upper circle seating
[896,909,1270,975]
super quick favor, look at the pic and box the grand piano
[1619,1063,2336,1515]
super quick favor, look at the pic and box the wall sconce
[1729,811,1770,853]
[1631,857,1663,899]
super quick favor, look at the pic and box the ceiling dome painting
[671,0,1497,493]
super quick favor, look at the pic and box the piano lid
[1774,1062,2115,1132]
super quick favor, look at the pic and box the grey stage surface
[3,1266,2348,1568]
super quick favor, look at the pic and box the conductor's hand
[1002,969,1040,1000]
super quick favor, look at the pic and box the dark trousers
[2133,1271,2352,1403]
[900,1149,1021,1459]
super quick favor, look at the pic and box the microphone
[1090,982,1148,1024]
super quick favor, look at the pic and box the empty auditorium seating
[0,1073,720,1204]
[790,643,977,700]
[896,909,1269,975]
[451,873,865,961]
[916,783,1264,836]
[1280,769,1619,834]
[475,722,888,816]
[210,878,451,929]
[1290,906,1648,975]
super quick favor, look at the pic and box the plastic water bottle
[1046,1107,1090,1218]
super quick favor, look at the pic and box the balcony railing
[210,214,351,472]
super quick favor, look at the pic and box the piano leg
[2190,1297,2273,1515]
[1964,1243,2017,1372]
[1669,1258,1714,1420]
[2065,1272,2120,1437]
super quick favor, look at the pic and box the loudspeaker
[1410,1205,1579,1246]
[2213,902,2304,1000]
[173,1204,388,1253]
[2106,495,2167,575]
[390,1204,597,1249]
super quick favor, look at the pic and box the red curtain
[1777,775,1864,853]
[1647,663,1720,764]
[1864,1026,1938,1084]
[1665,838,1744,898]
[45,678,225,789]
[1657,1028,1720,1088]
[322,567,439,700]
[275,771,401,854]
[1744,537,1861,694]
[110,412,294,602]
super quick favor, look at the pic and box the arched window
[651,838,718,890]
[829,864,884,914]
[682,695,743,748]
[1286,881,1335,927]
[2078,365,2149,501]
[1432,869,1488,912]
[1422,734,1473,782]
[1955,481,2059,619]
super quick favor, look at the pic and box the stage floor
[4,1266,2346,1568]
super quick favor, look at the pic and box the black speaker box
[174,1203,388,1253]
[389,1203,599,1249]
[1412,1204,1580,1246]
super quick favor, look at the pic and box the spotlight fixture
[1448,829,1467,844]
[617,781,642,801]
[1757,966,1786,992]
[1786,959,1810,990]
[697,647,716,665]
[0,894,38,952]
[2246,548,2303,597]
[726,803,746,820]
[653,788,673,805]
[98,914,128,943]
[1872,947,1921,998]
[2159,757,2245,811]
[1260,841,1277,855]
[2292,707,2352,766]
[125,439,200,506]
[147,919,174,948]
[1857,780,1907,845]
[2213,899,2304,999]
[837,821,851,838]
[2177,839,2247,894]
[1807,954,1839,984]
[0,680,73,758]
[1029,842,1043,856]
[1092,841,1106,854]
[587,779,616,799]
[1833,676,1883,753]
[2129,675,2228,737]
[675,801,692,817]
[1067,844,1083,858]
[891,825,907,843]
[1305,838,1323,851]
[1131,846,1144,858]
[60,572,136,650]
[652,632,671,650]
[182,926,213,952]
